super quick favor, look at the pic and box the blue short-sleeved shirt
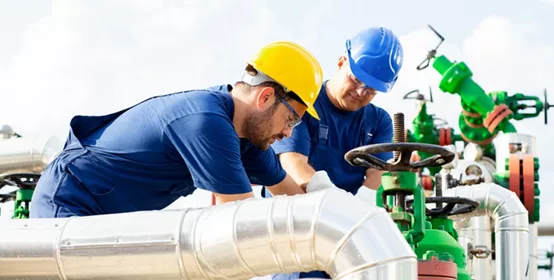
[271,80,393,195]
[32,84,286,216]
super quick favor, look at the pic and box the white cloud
[0,0,299,139]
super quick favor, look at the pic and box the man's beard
[243,107,282,150]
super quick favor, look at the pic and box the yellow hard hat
[246,41,323,120]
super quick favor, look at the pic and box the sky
[1,0,554,278]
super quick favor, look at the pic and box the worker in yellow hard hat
[30,41,323,218]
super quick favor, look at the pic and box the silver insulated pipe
[457,216,493,280]
[0,134,62,174]
[0,188,417,280]
[444,183,529,280]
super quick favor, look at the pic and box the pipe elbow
[310,188,417,278]
[443,183,528,230]
[444,182,529,280]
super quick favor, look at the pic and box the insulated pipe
[528,223,538,280]
[444,183,529,280]
[0,135,62,174]
[456,216,493,280]
[0,188,417,280]
[447,158,494,280]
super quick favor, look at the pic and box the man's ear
[255,87,276,110]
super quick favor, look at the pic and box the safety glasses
[347,71,374,95]
[275,94,302,128]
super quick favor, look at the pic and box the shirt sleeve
[271,121,311,156]
[240,141,287,186]
[163,113,252,194]
[371,108,394,161]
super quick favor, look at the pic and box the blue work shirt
[271,80,393,194]
[30,84,286,217]
[264,81,393,279]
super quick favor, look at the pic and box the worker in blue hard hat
[262,27,404,279]
[29,41,325,218]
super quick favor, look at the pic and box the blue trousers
[30,152,103,218]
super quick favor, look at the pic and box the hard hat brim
[307,105,320,120]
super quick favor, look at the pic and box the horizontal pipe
[537,215,554,236]
[0,188,417,279]
[0,135,62,174]
[444,183,529,280]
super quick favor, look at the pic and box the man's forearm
[265,174,306,196]
[278,152,316,191]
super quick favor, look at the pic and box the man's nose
[355,87,367,96]
[282,126,293,138]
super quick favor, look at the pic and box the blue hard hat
[345,27,403,93]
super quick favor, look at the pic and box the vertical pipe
[471,216,493,280]
[528,223,538,280]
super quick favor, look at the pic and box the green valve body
[415,217,471,280]
[407,103,442,175]
[378,171,425,247]
[13,189,34,219]
[376,169,472,278]
[432,55,517,146]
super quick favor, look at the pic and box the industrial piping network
[393,24,554,279]
[344,111,531,280]
[1,23,554,279]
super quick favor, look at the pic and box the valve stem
[393,113,405,160]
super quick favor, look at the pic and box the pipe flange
[508,154,536,214]
[438,128,453,146]
[418,259,457,279]
[484,104,513,133]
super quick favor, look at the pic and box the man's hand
[363,169,385,190]
[305,170,336,193]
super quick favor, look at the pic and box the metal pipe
[0,135,62,174]
[0,188,417,280]
[456,217,492,280]
[447,159,494,280]
[492,133,536,175]
[444,183,529,280]
[457,216,493,280]
[455,218,473,275]
[528,223,538,280]
[471,216,493,280]
[537,215,554,236]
